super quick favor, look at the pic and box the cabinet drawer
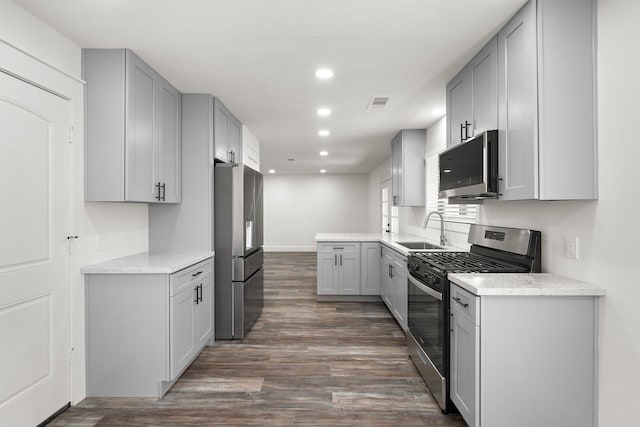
[170,259,212,296]
[451,284,479,326]
[317,243,358,254]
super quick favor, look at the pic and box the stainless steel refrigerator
[214,164,264,339]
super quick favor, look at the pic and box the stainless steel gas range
[406,224,541,413]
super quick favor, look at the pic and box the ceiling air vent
[367,96,390,109]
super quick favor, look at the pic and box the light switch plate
[564,237,579,260]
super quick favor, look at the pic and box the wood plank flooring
[49,252,465,426]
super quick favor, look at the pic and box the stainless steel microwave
[439,130,498,201]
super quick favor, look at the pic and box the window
[426,154,477,222]
[381,186,389,232]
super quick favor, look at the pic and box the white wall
[478,1,640,424]
[264,174,370,251]
[1,1,149,405]
[0,1,79,78]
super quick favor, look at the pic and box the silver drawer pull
[453,296,469,308]
[192,271,203,277]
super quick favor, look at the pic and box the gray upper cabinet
[498,0,597,200]
[84,49,181,203]
[213,98,242,164]
[446,72,470,148]
[391,129,426,207]
[446,37,498,148]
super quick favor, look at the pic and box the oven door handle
[408,274,443,301]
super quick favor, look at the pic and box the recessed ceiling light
[319,150,328,156]
[320,169,327,174]
[268,169,276,174]
[318,129,330,137]
[317,108,332,117]
[431,108,444,116]
[315,68,334,80]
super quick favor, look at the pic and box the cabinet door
[361,243,381,295]
[317,252,339,295]
[125,51,157,202]
[338,252,360,295]
[194,279,213,349]
[229,116,242,165]
[470,37,498,137]
[498,0,538,200]
[446,71,471,147]
[380,251,392,308]
[157,79,181,203]
[390,133,402,206]
[213,99,230,162]
[450,307,479,427]
[392,256,407,330]
[170,285,196,379]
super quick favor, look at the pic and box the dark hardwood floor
[50,252,464,426]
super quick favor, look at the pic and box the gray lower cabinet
[213,97,242,164]
[391,129,426,207]
[449,283,597,427]
[360,242,381,295]
[86,258,213,397]
[446,36,498,148]
[380,245,407,331]
[380,247,393,307]
[317,243,360,295]
[450,285,480,427]
[497,0,597,200]
[83,49,181,203]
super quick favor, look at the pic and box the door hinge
[68,126,74,144]
[69,347,74,364]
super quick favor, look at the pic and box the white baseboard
[264,245,316,252]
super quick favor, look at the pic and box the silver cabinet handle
[334,254,337,266]
[340,254,343,266]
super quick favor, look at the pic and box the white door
[0,71,71,426]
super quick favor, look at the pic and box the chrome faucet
[423,211,447,246]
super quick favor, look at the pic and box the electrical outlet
[564,237,579,260]
[95,235,105,252]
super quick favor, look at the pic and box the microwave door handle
[408,274,443,301]
[483,134,489,192]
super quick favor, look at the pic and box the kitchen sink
[397,241,444,250]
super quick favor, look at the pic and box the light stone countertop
[449,273,606,297]
[315,232,452,256]
[82,251,214,274]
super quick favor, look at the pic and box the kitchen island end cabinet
[83,253,214,397]
[317,243,360,296]
[449,274,605,427]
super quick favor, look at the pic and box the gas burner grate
[412,251,528,273]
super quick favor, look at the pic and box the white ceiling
[14,0,526,174]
